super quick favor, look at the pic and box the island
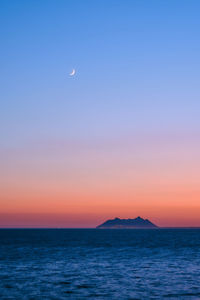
[96,216,158,229]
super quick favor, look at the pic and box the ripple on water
[0,229,200,299]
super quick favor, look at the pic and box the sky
[1,0,200,227]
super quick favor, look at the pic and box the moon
[69,69,76,76]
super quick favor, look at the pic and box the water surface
[0,229,200,299]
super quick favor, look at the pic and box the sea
[0,229,200,299]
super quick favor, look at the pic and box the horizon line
[1,227,200,229]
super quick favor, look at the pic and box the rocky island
[96,216,158,229]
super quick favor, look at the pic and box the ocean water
[0,229,200,299]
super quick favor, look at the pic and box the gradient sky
[1,0,200,227]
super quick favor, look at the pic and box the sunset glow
[1,1,200,227]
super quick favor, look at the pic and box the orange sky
[1,134,200,227]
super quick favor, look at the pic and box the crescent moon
[69,69,76,76]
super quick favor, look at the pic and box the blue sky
[1,0,200,146]
[1,0,200,226]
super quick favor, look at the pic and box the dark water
[0,229,200,299]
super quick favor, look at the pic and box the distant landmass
[96,216,158,229]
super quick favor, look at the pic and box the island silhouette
[96,216,158,229]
